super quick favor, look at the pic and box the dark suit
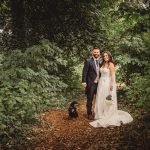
[82,57,100,115]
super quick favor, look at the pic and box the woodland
[0,0,149,149]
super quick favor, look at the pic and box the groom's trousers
[86,83,98,115]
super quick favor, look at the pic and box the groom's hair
[92,47,100,51]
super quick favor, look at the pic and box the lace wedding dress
[90,67,133,128]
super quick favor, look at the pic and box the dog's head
[70,101,78,107]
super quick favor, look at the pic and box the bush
[0,39,68,146]
[125,68,150,110]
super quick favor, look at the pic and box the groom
[82,47,101,120]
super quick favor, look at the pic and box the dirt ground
[25,96,137,150]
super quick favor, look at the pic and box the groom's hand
[82,83,87,88]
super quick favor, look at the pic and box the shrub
[0,39,68,145]
[125,67,150,110]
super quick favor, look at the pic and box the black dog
[68,101,78,119]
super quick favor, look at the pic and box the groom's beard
[93,54,100,59]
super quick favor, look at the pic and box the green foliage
[0,0,10,27]
[0,39,68,144]
[64,59,84,98]
[125,66,150,110]
[99,0,150,111]
[7,0,108,55]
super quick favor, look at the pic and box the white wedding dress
[90,67,133,128]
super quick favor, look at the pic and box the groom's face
[92,48,100,59]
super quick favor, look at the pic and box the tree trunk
[10,0,26,50]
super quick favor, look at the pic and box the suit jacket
[82,57,100,93]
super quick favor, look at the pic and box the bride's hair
[100,51,114,67]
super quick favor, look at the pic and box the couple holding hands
[82,48,133,128]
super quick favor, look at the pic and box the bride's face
[103,53,109,62]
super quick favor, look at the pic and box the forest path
[27,95,132,150]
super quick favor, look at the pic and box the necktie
[96,60,99,67]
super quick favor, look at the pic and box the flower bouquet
[105,94,113,105]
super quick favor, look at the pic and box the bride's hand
[82,83,87,88]
[110,85,113,91]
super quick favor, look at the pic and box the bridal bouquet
[105,94,113,105]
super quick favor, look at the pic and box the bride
[90,51,133,128]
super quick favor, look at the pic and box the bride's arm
[109,62,115,91]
